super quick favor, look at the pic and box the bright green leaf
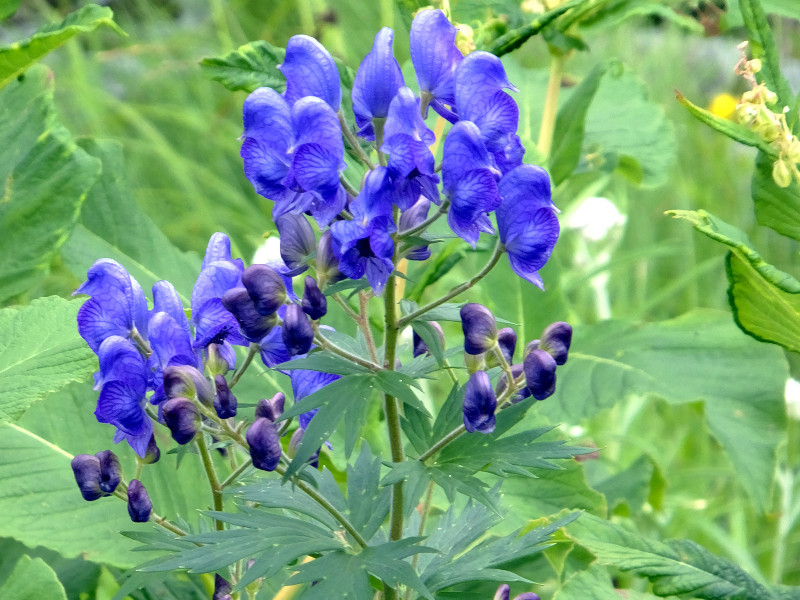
[752,151,800,242]
[0,5,123,89]
[0,556,67,600]
[555,564,661,600]
[200,40,286,93]
[0,0,20,20]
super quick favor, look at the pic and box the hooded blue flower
[276,213,316,276]
[241,89,347,226]
[75,259,149,353]
[410,9,463,120]
[93,336,152,457]
[463,370,497,434]
[352,27,404,139]
[496,165,559,289]
[442,121,501,247]
[279,34,342,112]
[398,197,432,261]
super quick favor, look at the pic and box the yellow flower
[709,93,737,120]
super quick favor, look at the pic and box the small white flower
[565,196,626,242]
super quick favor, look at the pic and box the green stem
[130,327,153,358]
[359,292,380,364]
[112,482,188,537]
[220,459,254,489]
[338,111,375,170]
[230,343,259,389]
[397,241,505,329]
[196,434,225,530]
[333,293,361,322]
[314,331,382,371]
[397,200,449,239]
[340,175,359,197]
[418,424,465,463]
[537,50,566,159]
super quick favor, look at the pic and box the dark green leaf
[200,40,286,93]
[594,455,655,515]
[410,319,446,366]
[347,444,391,539]
[275,351,372,377]
[555,564,661,600]
[0,556,67,600]
[373,370,429,415]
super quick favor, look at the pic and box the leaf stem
[338,110,375,170]
[313,330,383,371]
[229,343,259,389]
[196,433,225,531]
[538,50,566,159]
[220,458,254,489]
[333,293,361,322]
[397,240,504,329]
[359,291,380,364]
[397,200,449,239]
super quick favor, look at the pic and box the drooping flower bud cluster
[460,303,572,433]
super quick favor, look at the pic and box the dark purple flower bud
[213,574,233,600]
[162,397,200,445]
[460,303,497,355]
[206,343,231,376]
[94,450,121,495]
[524,339,539,358]
[289,427,320,468]
[214,375,238,419]
[247,418,281,471]
[221,288,279,341]
[71,454,103,501]
[127,479,152,523]
[256,392,286,421]
[463,371,497,434]
[242,264,287,316]
[302,276,327,320]
[144,435,161,464]
[163,365,214,405]
[495,363,531,403]
[282,303,314,356]
[523,349,557,400]
[316,229,343,286]
[497,328,517,363]
[540,321,572,366]
[276,213,316,276]
[412,321,445,358]
[494,584,540,600]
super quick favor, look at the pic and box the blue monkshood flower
[410,9,463,120]
[291,368,340,432]
[523,349,557,400]
[282,303,314,356]
[71,454,104,501]
[442,121,501,247]
[454,52,524,174]
[161,397,200,444]
[94,336,152,458]
[148,310,202,404]
[412,321,445,358]
[279,34,342,112]
[75,259,149,353]
[276,213,317,276]
[399,198,433,261]
[352,27,404,139]
[95,450,121,495]
[463,370,497,434]
[494,584,540,600]
[127,479,152,523]
[256,392,286,421]
[213,575,233,600]
[247,417,282,471]
[316,229,344,286]
[192,234,248,368]
[540,321,572,365]
[331,190,396,294]
[214,375,238,419]
[496,165,560,289]
[242,264,287,315]
[381,87,440,210]
[222,287,279,342]
[259,319,292,368]
[144,435,161,464]
[302,276,327,320]
[241,89,347,226]
[460,303,498,355]
[497,327,517,363]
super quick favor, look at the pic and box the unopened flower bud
[144,435,161,464]
[162,397,200,444]
[71,454,103,501]
[95,450,121,494]
[213,375,238,419]
[276,213,316,276]
[247,418,282,471]
[256,392,285,421]
[460,303,497,355]
[495,363,531,403]
[222,288,279,341]
[243,264,287,316]
[127,479,152,523]
[289,427,320,468]
[773,158,793,188]
[163,365,214,405]
[213,574,233,600]
[282,303,314,356]
[494,584,540,600]
[302,276,327,320]
[487,327,516,367]
[463,370,497,434]
[412,322,445,358]
[206,343,230,376]
[524,349,557,400]
[540,321,572,365]
[316,230,343,286]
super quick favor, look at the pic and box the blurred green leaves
[0,556,67,600]
[200,40,286,94]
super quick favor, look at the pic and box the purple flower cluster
[240,9,560,294]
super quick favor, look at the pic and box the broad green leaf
[0,0,20,20]
[346,444,391,540]
[61,139,200,302]
[550,61,613,185]
[0,5,123,89]
[0,296,96,423]
[0,66,100,301]
[567,513,775,600]
[541,310,787,512]
[0,556,67,600]
[200,40,286,94]
[594,454,654,516]
[274,350,371,376]
[752,151,800,242]
[555,564,661,600]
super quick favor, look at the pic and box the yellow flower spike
[709,93,738,120]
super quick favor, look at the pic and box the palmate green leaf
[200,40,286,94]
[0,66,100,301]
[0,5,123,89]
[61,139,200,302]
[0,296,96,423]
[752,151,800,242]
[540,310,787,513]
[275,350,372,376]
[0,556,67,600]
[555,564,661,600]
[347,444,391,540]
[567,513,775,600]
